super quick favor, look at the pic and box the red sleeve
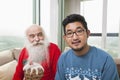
[12,48,28,80]
[49,43,61,79]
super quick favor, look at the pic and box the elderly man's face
[25,25,49,63]
[26,26,44,46]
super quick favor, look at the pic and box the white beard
[25,39,49,63]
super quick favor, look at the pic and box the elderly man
[13,24,61,80]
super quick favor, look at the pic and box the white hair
[25,25,50,63]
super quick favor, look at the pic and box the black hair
[62,14,88,34]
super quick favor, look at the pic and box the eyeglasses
[65,29,85,38]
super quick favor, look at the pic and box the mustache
[32,40,44,46]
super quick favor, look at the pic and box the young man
[55,14,119,80]
[13,24,61,80]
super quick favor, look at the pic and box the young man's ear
[63,35,66,40]
[87,30,90,38]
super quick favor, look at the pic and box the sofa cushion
[0,50,14,66]
[0,60,17,80]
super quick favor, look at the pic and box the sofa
[0,48,21,80]
[114,58,120,77]
[0,48,120,80]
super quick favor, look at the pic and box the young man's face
[63,22,90,51]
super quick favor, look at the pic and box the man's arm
[101,56,120,80]
[49,43,61,79]
[55,54,66,80]
[12,48,27,80]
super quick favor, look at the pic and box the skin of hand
[23,62,44,80]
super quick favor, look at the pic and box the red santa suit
[13,43,61,80]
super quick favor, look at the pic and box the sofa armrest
[0,50,14,66]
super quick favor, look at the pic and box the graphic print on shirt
[65,67,101,80]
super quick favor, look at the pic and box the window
[106,0,120,58]
[80,0,103,48]
[80,0,120,58]
[0,0,33,51]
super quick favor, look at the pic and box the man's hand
[23,62,44,80]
